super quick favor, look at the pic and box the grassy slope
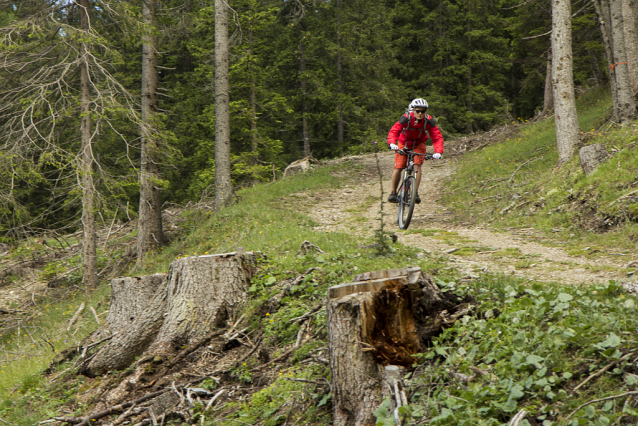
[0,88,636,425]
[443,86,638,254]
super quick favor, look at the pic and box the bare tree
[78,0,98,290]
[593,0,637,122]
[593,0,620,116]
[299,31,311,158]
[137,0,166,261]
[551,0,580,165]
[336,0,344,146]
[542,51,554,115]
[214,0,232,212]
[621,0,638,92]
[0,0,140,288]
[609,0,637,122]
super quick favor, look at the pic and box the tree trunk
[622,0,638,93]
[327,268,425,426]
[79,0,98,290]
[579,144,611,175]
[593,0,620,116]
[466,19,474,133]
[336,0,344,146]
[248,26,258,163]
[138,0,165,262]
[214,0,232,211]
[300,33,311,158]
[81,252,256,377]
[551,0,580,165]
[610,0,637,122]
[542,51,554,115]
[588,48,606,86]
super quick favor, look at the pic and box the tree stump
[283,156,315,177]
[579,144,610,175]
[81,252,256,377]
[327,267,427,426]
[108,274,166,331]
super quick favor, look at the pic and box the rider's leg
[391,168,403,193]
[414,164,422,191]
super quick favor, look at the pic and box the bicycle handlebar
[395,148,433,159]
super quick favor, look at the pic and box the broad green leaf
[265,276,277,285]
[625,373,638,386]
[599,333,621,348]
[525,354,544,368]
[318,393,331,407]
[509,384,524,400]
[513,332,527,349]
[557,293,573,302]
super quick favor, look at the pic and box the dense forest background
[0,0,606,239]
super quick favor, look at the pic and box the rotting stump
[327,267,434,426]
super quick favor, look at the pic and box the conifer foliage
[0,0,628,239]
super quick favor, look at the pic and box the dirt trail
[303,151,632,285]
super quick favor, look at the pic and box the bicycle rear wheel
[397,175,417,229]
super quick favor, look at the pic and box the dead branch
[145,329,227,387]
[289,304,323,323]
[52,390,166,426]
[507,157,540,187]
[567,391,638,421]
[573,351,636,393]
[66,302,85,332]
[250,345,298,372]
[298,241,326,255]
[233,336,263,367]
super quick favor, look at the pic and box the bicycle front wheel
[397,175,417,229]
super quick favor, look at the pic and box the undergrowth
[384,277,638,426]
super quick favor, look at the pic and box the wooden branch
[233,336,262,367]
[567,391,638,421]
[66,303,85,332]
[151,329,226,381]
[508,409,528,426]
[53,390,166,426]
[507,157,540,187]
[573,351,635,393]
[250,346,297,372]
[289,304,323,323]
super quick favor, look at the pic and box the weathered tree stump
[327,267,429,426]
[87,274,166,344]
[283,156,315,177]
[579,143,610,175]
[81,252,256,377]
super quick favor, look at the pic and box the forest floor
[298,147,630,286]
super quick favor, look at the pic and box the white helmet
[409,98,429,110]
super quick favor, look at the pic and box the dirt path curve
[305,151,631,285]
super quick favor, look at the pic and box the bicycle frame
[395,148,432,229]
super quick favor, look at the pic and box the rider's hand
[389,143,399,150]
[432,153,442,159]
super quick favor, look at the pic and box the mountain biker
[387,98,444,204]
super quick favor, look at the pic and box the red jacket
[387,112,444,153]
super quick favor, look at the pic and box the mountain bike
[395,149,433,230]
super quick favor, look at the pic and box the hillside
[0,90,637,425]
